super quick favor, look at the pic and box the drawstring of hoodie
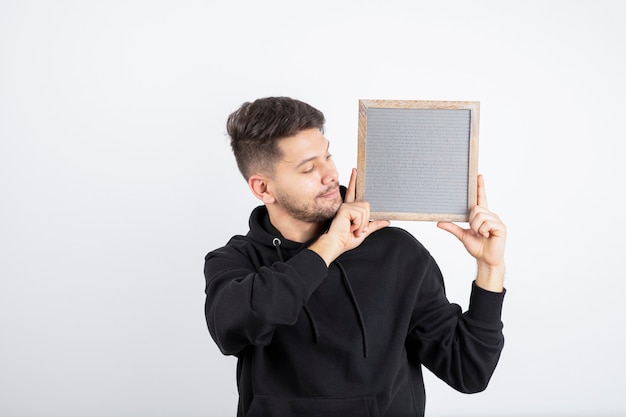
[273,237,320,344]
[272,237,368,358]
[272,238,284,262]
[336,260,369,358]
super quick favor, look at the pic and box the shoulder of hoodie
[204,234,258,262]
[362,226,431,256]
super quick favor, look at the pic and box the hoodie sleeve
[204,243,328,356]
[407,257,505,394]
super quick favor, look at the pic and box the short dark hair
[226,97,325,179]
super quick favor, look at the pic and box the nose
[321,158,338,185]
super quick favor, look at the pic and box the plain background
[1,1,624,416]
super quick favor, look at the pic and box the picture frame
[356,99,480,222]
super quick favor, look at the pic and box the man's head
[226,97,342,238]
[227,96,326,180]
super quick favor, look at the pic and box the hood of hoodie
[246,204,327,254]
[245,185,346,254]
[242,186,369,357]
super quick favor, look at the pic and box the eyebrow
[294,141,330,169]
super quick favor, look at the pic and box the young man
[204,97,506,417]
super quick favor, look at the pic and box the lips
[319,187,340,199]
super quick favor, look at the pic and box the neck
[267,210,325,243]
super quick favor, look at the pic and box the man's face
[268,128,342,223]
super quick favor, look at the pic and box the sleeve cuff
[284,249,329,295]
[467,281,506,325]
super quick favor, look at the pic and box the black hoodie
[204,204,505,417]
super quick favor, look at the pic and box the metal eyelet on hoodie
[273,238,284,263]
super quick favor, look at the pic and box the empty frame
[356,100,479,222]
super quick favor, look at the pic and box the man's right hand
[309,168,390,266]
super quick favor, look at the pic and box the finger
[477,220,492,239]
[349,210,365,234]
[479,218,507,239]
[355,202,371,236]
[345,168,357,203]
[477,174,489,209]
[345,203,368,236]
[437,221,465,242]
[469,207,504,238]
[468,209,492,239]
[365,219,391,235]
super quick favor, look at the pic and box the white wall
[1,1,624,416]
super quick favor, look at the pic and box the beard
[274,186,342,223]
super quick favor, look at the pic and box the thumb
[367,219,391,235]
[437,221,464,241]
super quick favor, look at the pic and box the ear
[248,174,276,204]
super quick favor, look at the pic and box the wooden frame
[356,99,479,222]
